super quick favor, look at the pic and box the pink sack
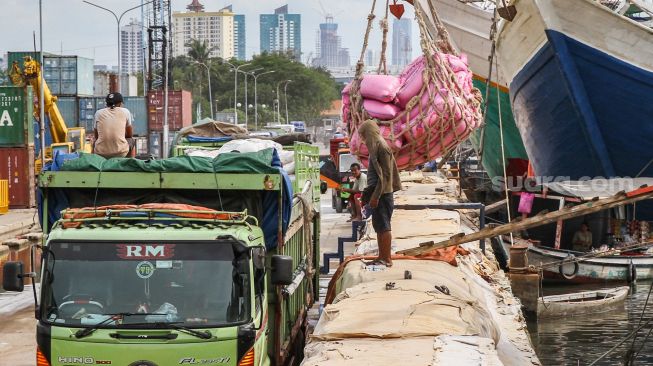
[518,192,535,214]
[360,74,401,103]
[342,82,351,96]
[363,99,402,120]
[396,65,426,108]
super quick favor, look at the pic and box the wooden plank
[398,188,653,256]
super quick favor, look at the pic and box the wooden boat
[502,239,653,283]
[537,286,630,317]
[494,0,653,217]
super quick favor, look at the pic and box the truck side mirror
[320,181,328,194]
[271,255,293,286]
[3,261,25,292]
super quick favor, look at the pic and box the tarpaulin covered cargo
[38,149,292,249]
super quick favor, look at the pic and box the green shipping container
[0,86,34,146]
[7,51,42,70]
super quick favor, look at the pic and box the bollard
[0,179,8,214]
[509,244,529,273]
[508,244,539,314]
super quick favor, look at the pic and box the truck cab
[3,143,320,366]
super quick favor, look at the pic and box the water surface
[528,282,653,365]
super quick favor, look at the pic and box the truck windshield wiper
[74,312,164,339]
[158,322,212,339]
[120,321,213,339]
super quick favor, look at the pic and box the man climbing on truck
[93,92,133,158]
[358,119,402,267]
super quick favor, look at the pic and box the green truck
[2,143,321,366]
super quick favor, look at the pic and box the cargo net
[344,0,483,170]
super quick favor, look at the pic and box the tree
[169,52,339,127]
[185,39,215,65]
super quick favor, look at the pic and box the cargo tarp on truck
[39,149,293,249]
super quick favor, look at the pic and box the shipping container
[77,97,96,133]
[56,96,78,127]
[7,51,51,70]
[147,90,192,131]
[0,86,34,147]
[42,55,94,96]
[134,136,148,155]
[0,146,36,208]
[148,131,161,158]
[78,96,148,136]
[147,131,175,158]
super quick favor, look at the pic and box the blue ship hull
[510,30,653,182]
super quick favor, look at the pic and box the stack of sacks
[343,53,482,170]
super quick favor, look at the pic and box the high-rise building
[172,0,234,59]
[234,14,246,60]
[392,18,412,67]
[260,5,301,59]
[120,18,143,74]
[221,5,246,61]
[365,49,379,67]
[313,15,350,68]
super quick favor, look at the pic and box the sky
[0,0,419,67]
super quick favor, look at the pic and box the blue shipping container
[77,96,147,136]
[56,97,78,127]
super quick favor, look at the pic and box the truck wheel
[335,196,344,213]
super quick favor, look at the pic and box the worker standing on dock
[359,120,402,267]
[339,162,367,222]
[93,92,133,159]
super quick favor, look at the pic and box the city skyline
[1,0,419,67]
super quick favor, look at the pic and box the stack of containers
[147,90,192,158]
[0,86,36,208]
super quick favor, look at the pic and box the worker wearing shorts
[358,120,402,267]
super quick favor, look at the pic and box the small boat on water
[537,286,630,317]
[525,243,653,283]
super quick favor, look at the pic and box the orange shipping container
[147,90,192,131]
[0,146,36,208]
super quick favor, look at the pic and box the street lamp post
[219,59,251,124]
[239,67,261,127]
[83,0,153,93]
[284,80,293,125]
[250,70,275,131]
[195,61,213,119]
[276,80,292,123]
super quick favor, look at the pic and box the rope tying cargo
[346,0,483,170]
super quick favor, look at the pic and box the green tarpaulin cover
[61,149,279,174]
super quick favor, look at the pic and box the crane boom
[18,56,68,144]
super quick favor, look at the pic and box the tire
[559,255,579,280]
[627,261,637,283]
[331,190,337,209]
[335,196,344,213]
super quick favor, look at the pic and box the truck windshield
[40,241,250,328]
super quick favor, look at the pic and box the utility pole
[284,80,292,125]
[83,0,153,92]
